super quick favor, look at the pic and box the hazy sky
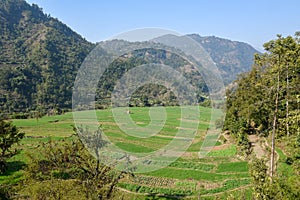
[26,0,300,51]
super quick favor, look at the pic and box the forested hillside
[187,34,260,84]
[95,40,209,108]
[224,33,300,199]
[0,0,94,118]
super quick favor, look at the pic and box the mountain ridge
[186,34,260,84]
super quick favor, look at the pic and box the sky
[25,0,300,51]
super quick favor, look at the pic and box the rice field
[5,106,254,199]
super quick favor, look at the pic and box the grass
[13,112,74,137]
[0,161,25,185]
[207,144,237,157]
[118,178,251,197]
[12,106,219,157]
[200,187,253,200]
[216,161,249,173]
[175,181,197,190]
[276,148,294,176]
[144,167,249,181]
[118,182,194,196]
[169,160,215,171]
[187,140,204,152]
[276,148,287,161]
[200,179,251,195]
[115,141,155,153]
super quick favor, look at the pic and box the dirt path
[248,135,266,159]
[248,134,279,174]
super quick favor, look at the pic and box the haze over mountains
[0,0,259,116]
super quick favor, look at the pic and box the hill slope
[0,0,94,117]
[187,34,260,84]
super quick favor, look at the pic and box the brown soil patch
[248,134,266,159]
[212,143,231,151]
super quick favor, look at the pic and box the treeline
[224,33,300,199]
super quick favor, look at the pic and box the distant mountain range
[187,34,260,84]
[0,0,260,117]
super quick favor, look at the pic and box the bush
[0,185,11,200]
[22,133,129,199]
[0,119,25,173]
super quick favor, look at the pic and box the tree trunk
[270,70,280,181]
[286,64,289,136]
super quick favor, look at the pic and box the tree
[250,156,300,200]
[225,33,300,137]
[249,157,269,199]
[261,34,300,179]
[0,119,25,173]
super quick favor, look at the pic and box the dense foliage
[224,33,300,199]
[225,33,300,139]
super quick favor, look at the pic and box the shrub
[0,119,25,173]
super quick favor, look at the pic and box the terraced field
[7,106,254,199]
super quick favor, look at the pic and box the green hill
[0,0,94,117]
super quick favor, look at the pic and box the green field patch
[276,147,288,163]
[277,162,294,176]
[200,187,253,200]
[115,142,155,153]
[144,167,249,181]
[207,144,237,157]
[197,123,210,130]
[169,161,215,171]
[200,178,251,195]
[13,113,74,137]
[133,176,175,187]
[187,141,203,152]
[186,134,222,153]
[127,107,151,126]
[175,181,197,190]
[276,148,294,176]
[118,178,250,197]
[118,182,194,196]
[216,161,249,173]
[177,156,233,164]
